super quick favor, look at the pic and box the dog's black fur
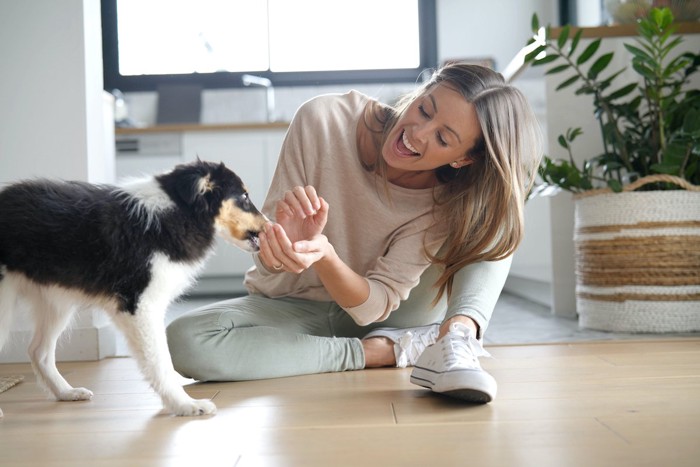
[0,160,267,416]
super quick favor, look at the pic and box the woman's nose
[412,121,433,143]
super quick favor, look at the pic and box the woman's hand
[275,186,328,243]
[259,224,332,273]
[258,186,331,273]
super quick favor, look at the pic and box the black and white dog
[0,160,267,416]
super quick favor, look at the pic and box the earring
[451,162,459,168]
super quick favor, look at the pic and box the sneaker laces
[395,326,439,368]
[442,322,491,370]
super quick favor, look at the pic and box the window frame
[100,0,438,92]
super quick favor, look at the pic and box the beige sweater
[244,91,445,325]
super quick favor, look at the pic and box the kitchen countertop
[115,121,290,135]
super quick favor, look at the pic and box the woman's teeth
[402,131,420,155]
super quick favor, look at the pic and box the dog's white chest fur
[140,252,204,311]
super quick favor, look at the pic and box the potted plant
[524,7,700,333]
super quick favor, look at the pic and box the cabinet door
[115,133,183,180]
[182,131,270,277]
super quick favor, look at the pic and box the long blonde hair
[367,63,543,301]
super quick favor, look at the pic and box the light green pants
[166,259,510,381]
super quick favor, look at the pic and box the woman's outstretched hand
[258,186,331,273]
[275,185,328,243]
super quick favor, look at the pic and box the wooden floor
[1,339,699,466]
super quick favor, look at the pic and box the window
[101,0,437,91]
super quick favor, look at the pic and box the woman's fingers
[303,186,321,213]
[258,226,282,270]
[283,186,321,219]
[260,223,328,273]
[263,223,305,273]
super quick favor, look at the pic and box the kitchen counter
[115,121,290,135]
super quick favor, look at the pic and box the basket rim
[574,175,700,200]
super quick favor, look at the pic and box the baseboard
[503,275,552,308]
[0,323,118,364]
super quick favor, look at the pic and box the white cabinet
[115,133,183,179]
[115,127,286,283]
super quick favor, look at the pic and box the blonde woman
[167,63,542,403]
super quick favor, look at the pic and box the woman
[167,62,542,403]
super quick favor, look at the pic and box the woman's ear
[451,157,474,169]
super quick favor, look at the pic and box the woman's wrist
[312,241,337,271]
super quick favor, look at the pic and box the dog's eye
[238,193,251,209]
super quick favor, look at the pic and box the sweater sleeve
[341,220,444,326]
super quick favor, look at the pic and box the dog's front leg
[111,309,217,416]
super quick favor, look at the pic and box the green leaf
[588,52,614,80]
[546,64,570,75]
[607,83,638,101]
[661,36,683,60]
[556,75,580,91]
[557,25,570,49]
[632,61,656,80]
[651,6,674,29]
[607,179,623,192]
[663,55,691,78]
[568,29,583,57]
[638,19,655,39]
[531,54,560,66]
[567,127,583,141]
[598,68,626,89]
[650,163,682,174]
[575,84,597,95]
[683,108,700,134]
[624,44,654,64]
[531,13,540,33]
[524,44,547,63]
[576,39,601,65]
[558,135,569,149]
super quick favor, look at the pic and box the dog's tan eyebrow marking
[197,175,214,194]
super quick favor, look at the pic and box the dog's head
[159,159,267,252]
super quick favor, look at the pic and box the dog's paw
[172,398,217,417]
[0,407,4,417]
[58,387,94,401]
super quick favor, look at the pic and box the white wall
[0,0,113,184]
[0,0,116,363]
[437,0,558,70]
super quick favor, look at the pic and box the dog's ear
[175,172,215,210]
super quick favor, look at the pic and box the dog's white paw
[58,387,94,401]
[0,407,4,417]
[172,398,217,417]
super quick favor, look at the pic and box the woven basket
[574,175,700,333]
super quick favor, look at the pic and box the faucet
[241,74,276,122]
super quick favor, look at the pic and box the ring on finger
[273,263,283,270]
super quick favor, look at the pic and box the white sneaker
[410,322,497,403]
[363,324,440,368]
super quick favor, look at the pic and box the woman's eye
[418,104,430,118]
[437,133,448,147]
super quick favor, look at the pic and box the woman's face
[382,84,482,178]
